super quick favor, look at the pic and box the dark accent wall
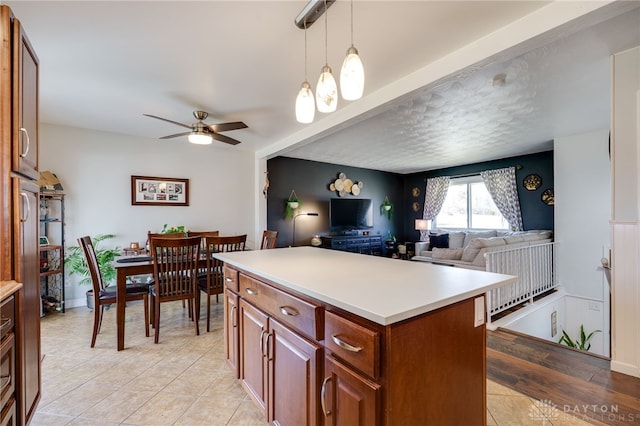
[267,151,553,247]
[402,151,554,237]
[266,157,403,247]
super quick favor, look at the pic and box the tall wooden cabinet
[1,5,42,425]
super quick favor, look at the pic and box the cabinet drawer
[0,296,14,341]
[239,274,323,341]
[223,266,239,292]
[325,311,380,379]
[0,333,15,414]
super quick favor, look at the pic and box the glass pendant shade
[316,65,338,113]
[188,132,213,145]
[295,81,315,123]
[340,45,364,100]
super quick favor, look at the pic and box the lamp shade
[340,45,364,100]
[316,65,338,113]
[188,132,213,145]
[295,81,315,123]
[415,219,431,231]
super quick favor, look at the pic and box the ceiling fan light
[296,81,315,123]
[340,45,364,100]
[316,65,338,113]
[188,132,213,145]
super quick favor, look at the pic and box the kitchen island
[215,246,516,425]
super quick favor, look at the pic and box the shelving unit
[39,192,65,313]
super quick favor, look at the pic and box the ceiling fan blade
[208,121,248,132]
[211,132,242,145]
[159,132,191,139]
[143,114,192,130]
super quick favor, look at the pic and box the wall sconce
[292,212,319,247]
[415,219,431,241]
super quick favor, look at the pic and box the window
[435,176,509,230]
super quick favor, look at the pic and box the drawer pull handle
[331,334,363,353]
[225,277,233,283]
[245,288,257,295]
[0,317,11,332]
[19,127,30,158]
[321,376,331,416]
[279,306,299,316]
[0,375,10,393]
[20,192,30,223]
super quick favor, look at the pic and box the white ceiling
[6,1,640,174]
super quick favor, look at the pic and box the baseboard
[610,360,640,378]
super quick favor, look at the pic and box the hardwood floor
[487,328,640,425]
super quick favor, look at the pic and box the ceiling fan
[143,110,247,145]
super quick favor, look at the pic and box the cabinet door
[12,18,39,180]
[322,355,380,426]
[224,289,239,377]
[13,178,40,424]
[268,318,321,426]
[239,299,268,416]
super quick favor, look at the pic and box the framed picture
[131,176,189,206]
[39,236,50,246]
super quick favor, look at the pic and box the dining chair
[149,236,202,343]
[199,234,247,331]
[260,230,278,249]
[78,236,150,348]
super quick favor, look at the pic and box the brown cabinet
[224,289,239,377]
[1,5,42,425]
[1,293,17,426]
[224,263,487,426]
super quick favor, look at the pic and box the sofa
[412,229,553,271]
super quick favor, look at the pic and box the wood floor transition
[487,328,640,425]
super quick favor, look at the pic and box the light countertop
[215,246,516,325]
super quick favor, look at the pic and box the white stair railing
[485,242,557,321]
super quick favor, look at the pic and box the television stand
[320,234,382,256]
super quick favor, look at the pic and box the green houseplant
[285,190,301,219]
[558,324,601,351]
[65,234,121,309]
[380,196,394,220]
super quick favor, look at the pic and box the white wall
[40,123,256,307]
[610,46,640,378]
[554,130,611,356]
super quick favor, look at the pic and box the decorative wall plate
[541,188,554,205]
[412,187,421,197]
[351,184,360,196]
[412,202,420,212]
[329,173,363,196]
[523,174,542,191]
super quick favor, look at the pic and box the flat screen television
[330,198,374,232]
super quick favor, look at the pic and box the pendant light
[315,0,338,113]
[340,0,364,100]
[295,22,315,123]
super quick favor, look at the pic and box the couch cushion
[429,233,449,249]
[503,234,525,244]
[448,231,466,249]
[431,247,463,260]
[462,230,497,248]
[461,236,505,262]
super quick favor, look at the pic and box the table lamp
[415,219,431,241]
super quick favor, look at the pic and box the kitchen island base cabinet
[218,247,513,426]
[224,289,239,377]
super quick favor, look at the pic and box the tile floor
[32,300,594,425]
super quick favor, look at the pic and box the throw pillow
[448,231,465,249]
[461,239,483,262]
[429,233,449,249]
[432,247,463,260]
[463,230,497,248]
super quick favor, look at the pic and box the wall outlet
[551,310,557,337]
[474,296,485,327]
[588,302,601,311]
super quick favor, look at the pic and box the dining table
[113,254,209,351]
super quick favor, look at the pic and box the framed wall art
[131,175,189,206]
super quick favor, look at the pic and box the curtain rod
[425,165,522,181]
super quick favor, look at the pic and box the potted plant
[285,190,301,219]
[380,196,394,220]
[384,231,397,255]
[558,324,601,351]
[161,224,188,234]
[65,234,121,309]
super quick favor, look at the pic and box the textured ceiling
[282,5,640,173]
[5,1,640,174]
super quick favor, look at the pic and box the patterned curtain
[421,176,450,240]
[480,167,523,231]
